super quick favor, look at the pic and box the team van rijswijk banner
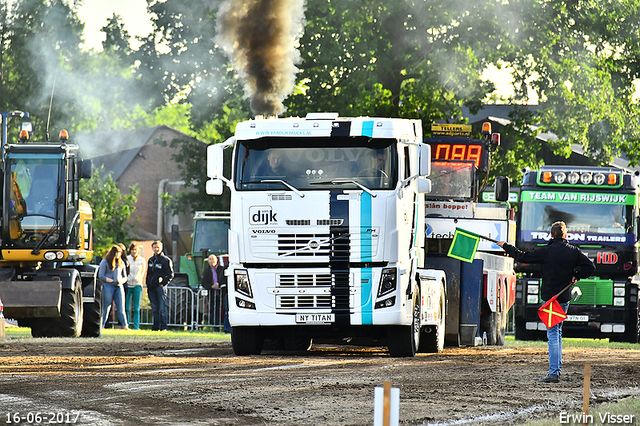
[520,190,634,245]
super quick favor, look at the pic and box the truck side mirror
[494,176,510,202]
[418,144,431,177]
[206,179,224,195]
[206,143,225,195]
[416,177,432,194]
[80,159,92,179]
[207,144,224,179]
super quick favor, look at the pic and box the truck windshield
[8,157,60,246]
[520,193,632,244]
[428,161,474,200]
[235,138,397,191]
[194,220,229,255]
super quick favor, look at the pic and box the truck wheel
[55,280,84,337]
[480,305,498,345]
[419,284,445,353]
[495,311,506,346]
[31,280,83,338]
[81,278,103,338]
[231,326,264,355]
[388,285,420,357]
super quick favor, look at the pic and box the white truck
[206,113,447,356]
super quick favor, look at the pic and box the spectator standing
[98,245,128,330]
[126,243,146,330]
[497,221,595,383]
[201,254,230,332]
[146,240,174,331]
[118,243,131,300]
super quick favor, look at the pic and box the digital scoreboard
[426,124,489,172]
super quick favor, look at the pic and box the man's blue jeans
[148,285,168,330]
[546,301,570,376]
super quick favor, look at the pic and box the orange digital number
[433,143,482,168]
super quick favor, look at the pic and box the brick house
[76,126,203,260]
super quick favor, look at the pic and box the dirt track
[0,336,639,425]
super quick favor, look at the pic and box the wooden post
[582,363,591,426]
[383,381,391,426]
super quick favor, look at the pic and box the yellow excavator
[0,111,101,337]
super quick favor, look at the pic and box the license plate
[566,315,589,322]
[295,313,334,324]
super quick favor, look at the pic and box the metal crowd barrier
[107,286,225,331]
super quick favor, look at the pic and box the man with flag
[497,221,595,383]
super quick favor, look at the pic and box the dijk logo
[250,206,278,225]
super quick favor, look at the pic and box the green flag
[447,228,480,263]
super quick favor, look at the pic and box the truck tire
[419,284,445,353]
[388,285,420,357]
[81,279,103,338]
[31,280,83,338]
[56,280,84,337]
[231,326,264,355]
[495,311,506,346]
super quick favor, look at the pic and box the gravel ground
[0,336,639,425]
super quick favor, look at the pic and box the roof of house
[73,125,204,181]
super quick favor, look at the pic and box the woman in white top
[126,243,146,330]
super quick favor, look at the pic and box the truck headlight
[527,284,539,295]
[613,297,625,306]
[377,268,397,297]
[234,270,253,298]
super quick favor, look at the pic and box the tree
[79,166,139,257]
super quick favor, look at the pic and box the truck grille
[278,234,331,257]
[275,273,345,310]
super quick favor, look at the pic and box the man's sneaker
[539,374,559,383]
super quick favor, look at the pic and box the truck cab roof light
[59,129,68,141]
[554,172,566,184]
[580,173,592,185]
[593,173,606,185]
[19,130,29,141]
[481,122,491,134]
[542,171,552,183]
[567,172,580,184]
[608,173,617,185]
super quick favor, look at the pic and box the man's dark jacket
[502,238,595,302]
[146,253,174,290]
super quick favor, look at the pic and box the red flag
[538,296,567,328]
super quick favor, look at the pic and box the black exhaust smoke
[216,0,306,116]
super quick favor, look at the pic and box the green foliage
[79,166,139,257]
[3,0,640,212]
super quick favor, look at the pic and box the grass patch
[503,334,640,350]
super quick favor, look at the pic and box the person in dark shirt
[498,221,595,383]
[145,240,174,331]
[201,254,230,333]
